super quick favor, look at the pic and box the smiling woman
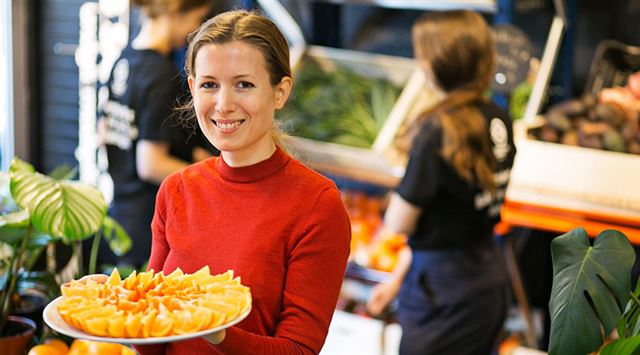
[135,10,351,355]
[184,10,293,167]
[187,40,291,166]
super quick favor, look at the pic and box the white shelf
[507,124,640,218]
[286,137,404,188]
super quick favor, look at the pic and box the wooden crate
[507,121,640,218]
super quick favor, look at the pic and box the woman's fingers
[202,329,226,344]
[366,283,392,316]
[79,274,109,284]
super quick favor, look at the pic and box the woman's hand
[366,279,401,317]
[366,245,411,317]
[78,274,109,284]
[202,329,226,345]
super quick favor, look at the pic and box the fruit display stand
[503,124,640,242]
[503,38,640,243]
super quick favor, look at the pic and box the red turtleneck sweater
[135,147,351,355]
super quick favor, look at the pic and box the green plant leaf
[47,164,77,181]
[600,335,640,355]
[0,210,31,245]
[0,209,30,228]
[17,271,60,299]
[101,216,132,256]
[9,158,107,241]
[618,282,640,339]
[282,55,401,148]
[549,228,635,355]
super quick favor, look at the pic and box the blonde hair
[404,10,497,193]
[184,10,292,149]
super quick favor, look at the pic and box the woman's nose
[215,88,235,113]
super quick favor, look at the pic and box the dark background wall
[35,0,84,174]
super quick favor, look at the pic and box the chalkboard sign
[492,24,533,94]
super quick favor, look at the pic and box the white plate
[43,296,251,345]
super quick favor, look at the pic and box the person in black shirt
[366,10,517,355]
[98,0,214,269]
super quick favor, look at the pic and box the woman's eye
[201,82,218,89]
[238,81,255,89]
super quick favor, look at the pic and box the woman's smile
[212,119,245,132]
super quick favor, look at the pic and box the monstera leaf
[8,158,107,241]
[549,228,635,355]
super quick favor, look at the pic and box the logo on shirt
[102,100,138,150]
[490,117,510,161]
[101,58,138,150]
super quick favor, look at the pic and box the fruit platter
[43,266,251,344]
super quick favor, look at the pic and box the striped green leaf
[9,158,107,241]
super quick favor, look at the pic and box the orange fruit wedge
[124,313,143,338]
[83,317,110,337]
[107,313,126,338]
[150,313,173,337]
[140,310,157,338]
[106,268,121,286]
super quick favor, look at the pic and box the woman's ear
[274,76,292,110]
[188,75,196,97]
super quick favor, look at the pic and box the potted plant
[0,157,130,354]
[549,227,640,355]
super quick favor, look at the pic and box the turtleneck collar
[216,146,290,183]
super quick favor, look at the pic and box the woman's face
[188,41,291,166]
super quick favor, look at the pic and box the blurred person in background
[135,10,351,354]
[366,10,517,355]
[97,0,215,270]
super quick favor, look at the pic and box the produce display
[28,338,134,355]
[280,56,402,148]
[57,266,251,338]
[343,190,407,273]
[530,71,640,154]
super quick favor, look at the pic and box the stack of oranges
[367,232,407,272]
[28,338,134,355]
[343,190,408,272]
[57,266,251,338]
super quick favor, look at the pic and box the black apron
[397,242,510,355]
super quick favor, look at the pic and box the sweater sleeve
[214,186,352,354]
[148,179,171,273]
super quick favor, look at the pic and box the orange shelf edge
[497,201,640,245]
